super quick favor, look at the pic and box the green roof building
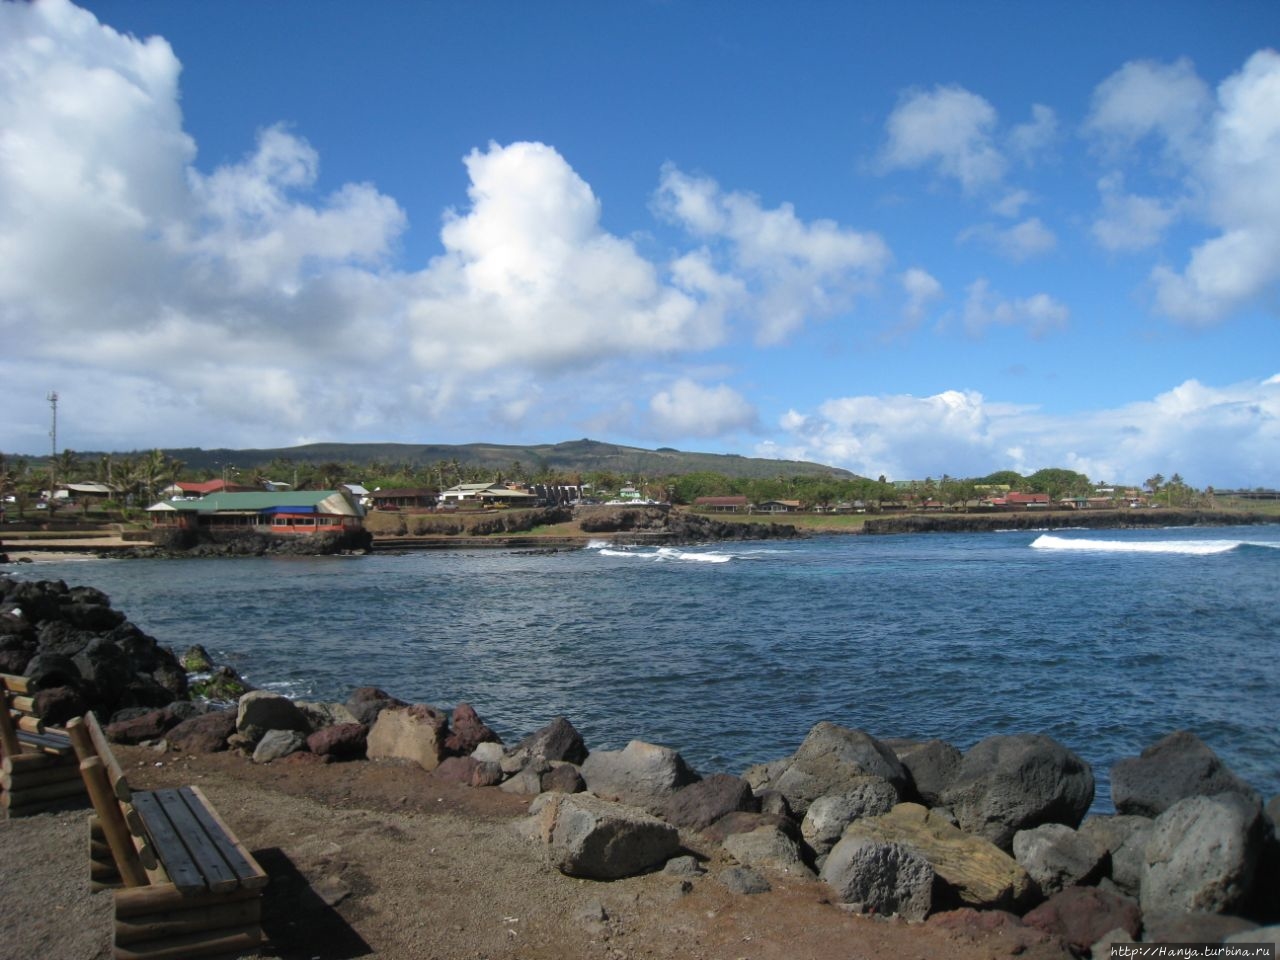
[147,490,364,535]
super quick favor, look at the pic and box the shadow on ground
[255,848,373,959]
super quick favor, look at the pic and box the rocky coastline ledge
[2,576,1278,959]
[861,507,1276,536]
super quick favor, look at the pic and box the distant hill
[127,439,856,481]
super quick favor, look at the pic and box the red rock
[444,702,500,755]
[927,908,1057,955]
[1023,887,1142,953]
[307,722,368,761]
[167,709,236,753]
[105,707,175,744]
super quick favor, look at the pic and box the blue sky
[2,0,1278,487]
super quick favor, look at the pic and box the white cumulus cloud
[879,85,1006,192]
[655,166,891,344]
[900,268,944,328]
[1085,57,1212,165]
[1009,104,1059,162]
[959,217,1057,262]
[1087,50,1280,325]
[962,279,1069,339]
[405,141,719,377]
[1091,172,1178,252]
[649,379,758,438]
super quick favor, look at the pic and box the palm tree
[95,454,116,487]
[54,448,81,483]
[0,455,16,515]
[144,449,171,503]
[1145,474,1164,505]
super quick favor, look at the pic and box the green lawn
[699,511,871,532]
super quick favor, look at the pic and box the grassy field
[1214,497,1280,517]
[707,511,871,533]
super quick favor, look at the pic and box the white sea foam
[598,547,643,558]
[594,545,733,563]
[655,547,732,563]
[1030,534,1243,555]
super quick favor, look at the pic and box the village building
[983,492,1052,509]
[147,490,365,535]
[756,499,803,513]
[159,479,258,498]
[369,487,436,511]
[437,482,539,508]
[52,482,121,506]
[693,495,749,513]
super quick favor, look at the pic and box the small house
[693,496,749,513]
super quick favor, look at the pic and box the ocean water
[9,523,1279,811]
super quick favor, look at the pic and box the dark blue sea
[11,524,1279,811]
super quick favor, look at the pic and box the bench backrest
[1,672,74,758]
[68,712,150,887]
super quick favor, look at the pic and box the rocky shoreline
[2,575,1277,957]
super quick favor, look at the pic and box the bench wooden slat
[132,791,207,895]
[156,789,240,893]
[179,786,267,888]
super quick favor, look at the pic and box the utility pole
[47,391,58,498]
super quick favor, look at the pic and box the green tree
[54,448,81,483]
[1026,468,1091,501]
[978,470,1024,489]
[1145,474,1165,504]
[671,471,735,504]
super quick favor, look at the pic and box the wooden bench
[69,712,269,960]
[0,672,86,816]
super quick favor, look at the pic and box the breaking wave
[591,544,734,563]
[1030,534,1278,556]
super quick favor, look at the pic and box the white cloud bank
[1087,51,1280,325]
[1,0,858,449]
[766,374,1280,489]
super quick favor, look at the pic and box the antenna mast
[47,391,58,494]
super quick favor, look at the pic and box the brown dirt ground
[1,746,1073,960]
